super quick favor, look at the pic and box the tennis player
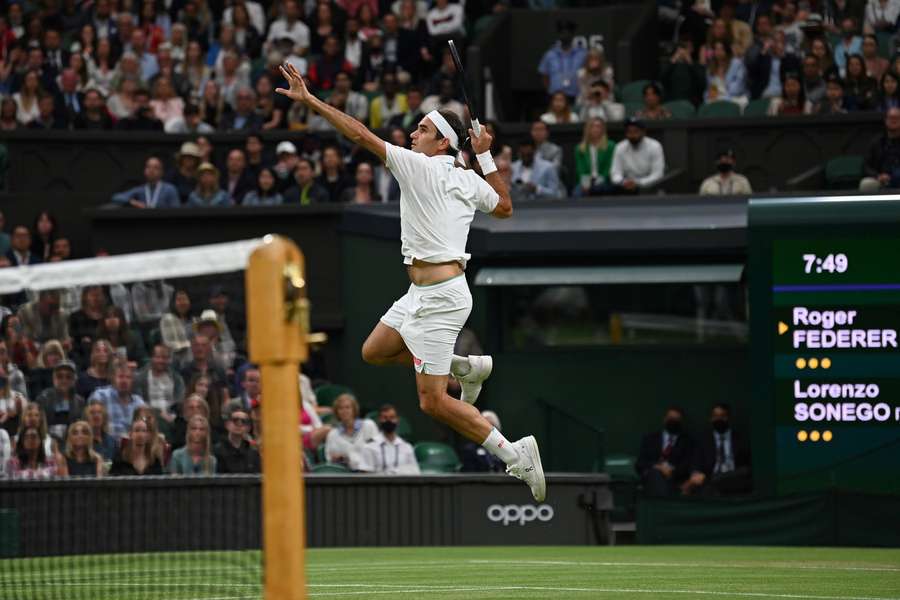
[277,63,544,501]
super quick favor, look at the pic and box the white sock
[482,427,519,465]
[451,354,471,377]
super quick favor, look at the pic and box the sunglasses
[231,417,250,425]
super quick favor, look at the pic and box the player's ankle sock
[482,427,519,465]
[451,354,471,377]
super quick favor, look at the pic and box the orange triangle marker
[778,322,789,335]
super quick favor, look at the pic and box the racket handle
[471,118,481,136]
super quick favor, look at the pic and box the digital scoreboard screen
[750,198,900,496]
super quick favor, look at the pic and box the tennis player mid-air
[277,63,544,501]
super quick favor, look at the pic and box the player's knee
[417,388,443,418]
[360,340,380,365]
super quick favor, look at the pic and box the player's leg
[361,321,414,366]
[449,354,493,405]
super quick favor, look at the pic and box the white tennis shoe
[506,435,546,502]
[455,355,493,405]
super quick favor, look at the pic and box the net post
[246,235,308,600]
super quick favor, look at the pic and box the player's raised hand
[276,62,312,104]
[469,127,493,155]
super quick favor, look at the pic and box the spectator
[511,139,563,200]
[84,398,116,461]
[180,334,230,415]
[214,400,260,473]
[88,360,145,439]
[76,339,113,399]
[776,2,805,54]
[300,384,331,453]
[681,403,752,495]
[574,118,616,196]
[862,34,889,80]
[111,157,180,209]
[61,420,104,477]
[803,55,827,107]
[220,86,263,133]
[134,344,184,425]
[266,0,310,56]
[360,404,419,474]
[0,361,27,437]
[1,99,19,132]
[149,77,183,125]
[284,158,331,204]
[255,75,285,130]
[421,76,465,121]
[864,0,900,33]
[72,87,113,129]
[0,334,28,397]
[818,74,850,114]
[14,69,43,125]
[699,149,752,195]
[115,88,163,130]
[721,1,753,56]
[461,409,505,472]
[31,339,66,394]
[538,20,586,101]
[225,0,266,36]
[167,103,215,135]
[43,29,69,78]
[634,83,673,120]
[425,0,465,47]
[243,167,285,205]
[809,37,838,79]
[220,149,255,205]
[661,40,706,106]
[529,120,563,171]
[860,106,900,191]
[369,71,408,128]
[7,426,61,479]
[875,71,900,111]
[168,393,210,450]
[17,290,69,345]
[540,91,580,125]
[85,37,117,96]
[2,314,38,372]
[388,85,424,131]
[577,48,615,107]
[106,78,138,120]
[235,366,261,411]
[0,425,10,477]
[28,93,66,129]
[610,118,666,192]
[316,145,353,202]
[357,31,393,93]
[308,35,354,92]
[579,80,625,123]
[96,305,147,366]
[324,392,379,470]
[335,71,369,122]
[747,30,801,99]
[340,162,381,203]
[108,415,163,475]
[50,238,71,262]
[169,414,216,474]
[188,163,231,207]
[704,41,748,104]
[163,142,201,204]
[396,0,431,81]
[273,141,301,191]
[767,72,813,115]
[128,29,158,82]
[308,92,352,132]
[834,17,863,76]
[30,210,58,263]
[844,54,877,109]
[635,406,694,497]
[35,360,84,441]
[158,289,195,365]
[68,284,106,368]
[15,403,56,457]
[176,41,212,97]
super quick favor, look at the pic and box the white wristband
[476,151,497,176]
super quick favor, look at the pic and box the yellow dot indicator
[823,430,833,442]
[808,358,819,369]
[810,430,821,442]
[797,430,808,442]
[821,358,832,369]
[796,358,807,369]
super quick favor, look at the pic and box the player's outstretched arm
[276,63,386,163]
[470,128,512,219]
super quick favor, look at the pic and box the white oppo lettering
[486,504,554,526]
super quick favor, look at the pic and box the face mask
[664,419,682,435]
[628,138,642,148]
[713,419,730,434]
[380,420,397,434]
[717,162,733,173]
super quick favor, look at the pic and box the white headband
[426,110,459,151]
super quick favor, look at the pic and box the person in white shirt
[276,62,545,502]
[360,404,420,474]
[324,393,379,470]
[266,0,310,54]
[426,0,465,38]
[224,0,266,36]
[698,149,752,195]
[610,118,666,193]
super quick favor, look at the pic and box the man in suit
[635,406,694,497]
[42,29,69,79]
[746,30,801,100]
[220,149,256,205]
[682,403,752,496]
[510,139,563,200]
[110,157,181,208]
[5,226,41,266]
[219,87,263,133]
[53,69,83,127]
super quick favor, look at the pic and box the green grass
[3,545,900,599]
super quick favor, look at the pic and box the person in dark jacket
[681,403,752,496]
[745,30,802,100]
[635,406,694,497]
[860,107,900,191]
[214,401,260,473]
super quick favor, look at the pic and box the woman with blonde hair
[109,415,163,476]
[131,405,168,465]
[169,414,216,474]
[188,163,230,206]
[76,339,113,399]
[62,420,103,477]
[574,118,616,196]
[577,48,615,105]
[84,399,116,460]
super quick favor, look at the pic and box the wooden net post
[246,235,308,600]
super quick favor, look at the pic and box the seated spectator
[360,404,420,474]
[339,162,381,203]
[235,366,261,410]
[76,339,113,399]
[14,70,44,126]
[273,141,300,191]
[309,35,354,92]
[284,158,331,204]
[16,403,56,458]
[809,37,838,79]
[242,167,284,205]
[88,360,145,439]
[254,75,285,130]
[324,392,379,470]
[699,149,752,195]
[316,145,353,203]
[635,406,694,497]
[577,47,615,107]
[61,420,104,477]
[96,306,147,367]
[335,71,369,122]
[115,88,164,130]
[220,86,263,133]
[35,360,84,441]
[530,120,563,171]
[16,290,69,347]
[111,157,180,209]
[108,415,163,475]
[215,400,260,473]
[540,91,580,125]
[164,142,201,204]
[681,403,752,496]
[0,99,19,131]
[721,1,752,57]
[747,30,801,100]
[169,414,216,475]
[610,118,666,193]
[802,55,827,107]
[106,78,139,120]
[199,81,225,130]
[28,94,66,129]
[662,40,707,106]
[511,139,563,200]
[193,308,235,373]
[425,0,465,51]
[875,71,900,111]
[188,163,231,207]
[149,77,183,126]
[134,344,184,425]
[5,226,40,271]
[369,71,408,128]
[574,118,616,196]
[579,80,625,123]
[2,315,38,375]
[307,92,352,132]
[698,17,733,66]
[862,34,889,80]
[635,83,672,120]
[767,72,813,115]
[7,426,61,479]
[159,289,195,365]
[300,386,331,454]
[864,0,900,34]
[215,50,251,110]
[460,409,506,472]
[69,286,108,368]
[357,31,394,94]
[704,41,748,104]
[0,362,27,437]
[776,2,804,55]
[834,17,863,77]
[389,86,425,132]
[817,74,849,114]
[165,103,215,135]
[72,88,113,130]
[265,0,310,56]
[84,399,116,461]
[844,54,877,110]
[30,211,58,264]
[860,106,900,191]
[538,20,585,101]
[421,76,466,121]
[181,357,229,433]
[221,149,255,205]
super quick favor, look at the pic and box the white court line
[467,559,900,574]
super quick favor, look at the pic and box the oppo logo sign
[486,504,554,526]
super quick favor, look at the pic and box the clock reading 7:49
[803,253,848,274]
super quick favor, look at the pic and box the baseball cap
[276,141,298,155]
[625,117,646,129]
[54,360,77,374]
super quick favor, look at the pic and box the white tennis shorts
[380,274,472,376]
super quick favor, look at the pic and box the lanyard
[145,184,162,208]
[380,442,399,469]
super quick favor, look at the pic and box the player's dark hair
[713,403,731,415]
[432,109,464,158]
[378,403,396,415]
[666,405,685,418]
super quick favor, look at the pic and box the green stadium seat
[743,98,771,117]
[663,100,695,119]
[624,102,643,118]
[314,384,354,408]
[604,453,638,481]
[697,101,741,118]
[311,463,351,473]
[414,442,461,473]
[619,79,651,104]
[825,155,865,189]
[364,411,415,443]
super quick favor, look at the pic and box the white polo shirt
[385,143,499,269]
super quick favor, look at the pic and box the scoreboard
[749,197,900,496]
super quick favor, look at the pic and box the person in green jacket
[573,117,616,196]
